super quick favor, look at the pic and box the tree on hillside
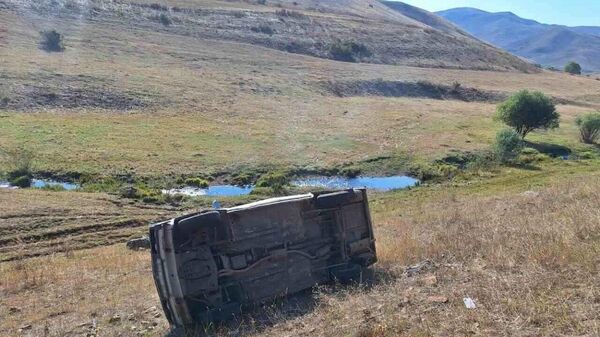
[564,61,582,75]
[575,112,600,144]
[496,90,559,139]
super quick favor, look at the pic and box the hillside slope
[438,7,600,72]
[381,0,465,35]
[1,0,535,72]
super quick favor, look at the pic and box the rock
[142,306,157,314]
[153,312,161,318]
[18,324,32,332]
[422,275,438,286]
[126,237,150,250]
[9,306,22,314]
[109,314,121,323]
[427,295,448,304]
[521,191,539,198]
[405,260,434,277]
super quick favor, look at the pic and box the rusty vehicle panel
[149,189,377,326]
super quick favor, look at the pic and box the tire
[315,190,355,208]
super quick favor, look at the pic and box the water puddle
[0,181,19,190]
[162,185,254,197]
[32,179,80,190]
[0,179,80,190]
[162,175,418,197]
[292,175,419,191]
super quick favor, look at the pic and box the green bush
[40,184,66,191]
[575,112,600,144]
[339,166,361,178]
[256,171,289,190]
[408,162,457,181]
[158,13,172,26]
[1,148,34,184]
[120,184,165,204]
[185,177,209,188]
[10,176,32,188]
[494,129,524,164]
[564,61,582,75]
[496,90,559,139]
[231,172,254,186]
[40,30,65,52]
[329,41,372,62]
[81,176,121,193]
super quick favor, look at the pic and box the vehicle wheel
[315,190,355,208]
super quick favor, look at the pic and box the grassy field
[1,0,600,336]
[1,167,599,337]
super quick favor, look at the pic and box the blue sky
[398,0,600,27]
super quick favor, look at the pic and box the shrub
[39,30,65,52]
[120,184,165,203]
[275,9,306,19]
[256,171,289,190]
[496,90,559,139]
[184,177,209,188]
[329,41,372,62]
[575,112,600,144]
[408,162,457,181]
[494,129,524,164]
[10,176,32,188]
[1,148,34,183]
[81,176,121,193]
[40,183,66,191]
[231,172,254,186]
[251,24,274,35]
[339,166,361,178]
[564,61,582,75]
[158,13,172,26]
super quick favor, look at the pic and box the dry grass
[1,174,599,336]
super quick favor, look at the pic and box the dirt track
[0,189,176,262]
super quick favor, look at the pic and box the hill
[381,0,466,35]
[437,7,600,72]
[0,0,536,76]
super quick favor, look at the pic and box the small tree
[575,112,600,144]
[39,30,65,52]
[496,90,559,139]
[494,129,524,164]
[158,13,172,26]
[564,61,582,75]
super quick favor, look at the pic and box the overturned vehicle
[149,189,377,326]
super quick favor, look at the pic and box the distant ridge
[437,7,600,72]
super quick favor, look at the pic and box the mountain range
[436,7,600,72]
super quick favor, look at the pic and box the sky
[399,0,600,27]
